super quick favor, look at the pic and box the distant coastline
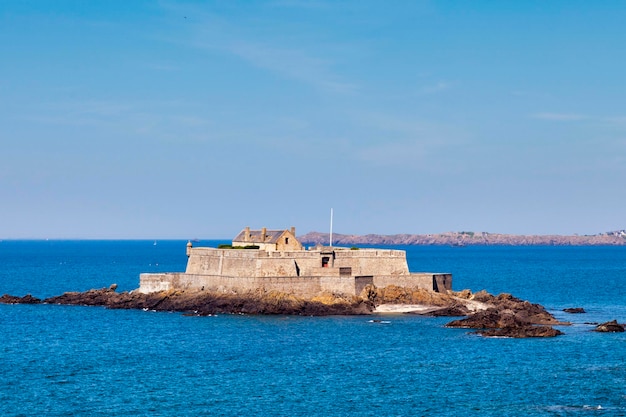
[300,230,626,246]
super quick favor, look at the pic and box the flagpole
[330,208,333,247]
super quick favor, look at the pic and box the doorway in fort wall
[355,276,373,295]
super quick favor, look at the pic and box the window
[322,257,329,267]
[285,237,289,244]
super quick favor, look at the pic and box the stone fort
[139,227,452,297]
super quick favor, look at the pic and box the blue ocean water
[1,241,625,416]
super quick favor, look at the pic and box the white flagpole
[330,208,333,247]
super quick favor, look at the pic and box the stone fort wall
[138,246,452,297]
[185,247,410,278]
[138,271,449,297]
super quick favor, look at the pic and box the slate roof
[233,229,287,244]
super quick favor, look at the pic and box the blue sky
[2,1,626,238]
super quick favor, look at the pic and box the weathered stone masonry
[139,227,452,298]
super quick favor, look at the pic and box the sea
[1,240,625,416]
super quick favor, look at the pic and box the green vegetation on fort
[217,244,260,250]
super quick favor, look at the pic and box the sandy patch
[374,304,440,314]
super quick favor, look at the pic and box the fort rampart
[139,246,452,298]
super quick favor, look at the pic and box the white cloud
[225,41,358,93]
[160,3,357,94]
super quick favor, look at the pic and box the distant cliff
[299,230,626,246]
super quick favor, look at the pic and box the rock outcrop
[40,287,373,316]
[361,284,464,307]
[478,325,564,338]
[563,307,586,314]
[1,286,568,338]
[594,320,625,332]
[0,294,42,304]
[445,292,566,338]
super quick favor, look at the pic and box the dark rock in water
[446,292,567,338]
[594,320,625,333]
[478,325,563,338]
[447,309,526,329]
[44,287,121,307]
[563,307,586,314]
[40,287,374,316]
[0,294,41,304]
[447,302,564,329]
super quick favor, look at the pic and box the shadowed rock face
[478,326,564,338]
[0,294,42,304]
[445,292,566,338]
[39,288,374,316]
[594,320,625,332]
[417,305,471,317]
[563,307,586,314]
[448,292,563,326]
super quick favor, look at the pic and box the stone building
[232,227,303,251]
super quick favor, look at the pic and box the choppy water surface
[1,241,625,416]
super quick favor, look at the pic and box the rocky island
[0,226,585,338]
[1,284,568,338]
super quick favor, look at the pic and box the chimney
[261,227,267,242]
[244,226,250,242]
[290,226,296,236]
